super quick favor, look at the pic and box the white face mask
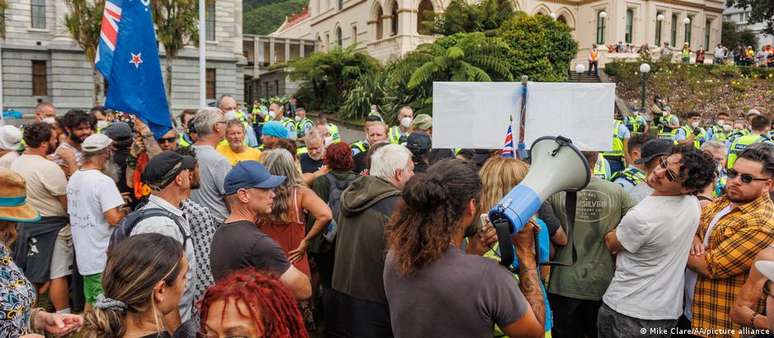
[722,124,733,131]
[42,117,56,125]
[295,116,302,122]
[716,120,725,126]
[324,136,333,147]
[400,117,412,129]
[691,121,700,128]
[97,120,109,130]
[224,110,237,120]
[269,111,276,119]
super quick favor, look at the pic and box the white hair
[191,107,222,136]
[701,141,725,153]
[370,144,412,179]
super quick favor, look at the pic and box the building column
[254,38,260,76]
[300,42,305,57]
[285,39,291,62]
[269,38,276,65]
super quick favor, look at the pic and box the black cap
[102,122,133,147]
[141,151,197,190]
[406,132,432,156]
[635,139,673,165]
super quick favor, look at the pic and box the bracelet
[27,307,44,334]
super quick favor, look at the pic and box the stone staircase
[567,71,601,83]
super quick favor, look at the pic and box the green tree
[0,0,8,38]
[726,0,774,35]
[430,0,513,35]
[497,13,578,82]
[243,0,307,35]
[288,45,381,113]
[65,0,105,106]
[151,0,199,106]
[373,32,513,116]
[722,21,759,50]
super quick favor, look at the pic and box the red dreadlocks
[199,269,309,338]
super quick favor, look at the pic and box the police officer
[602,110,630,174]
[657,106,680,141]
[388,106,413,145]
[272,105,297,141]
[727,115,772,169]
[177,109,197,148]
[624,109,648,135]
[294,107,315,140]
[684,111,707,149]
[707,112,730,142]
[611,134,651,193]
[351,115,385,156]
[316,113,340,143]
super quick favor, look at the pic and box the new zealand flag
[96,0,172,139]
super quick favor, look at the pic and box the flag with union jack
[95,0,122,78]
[502,124,514,158]
[96,0,172,139]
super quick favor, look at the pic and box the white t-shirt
[67,169,124,275]
[0,151,19,168]
[603,194,701,320]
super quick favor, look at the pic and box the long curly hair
[199,268,308,338]
[388,159,482,277]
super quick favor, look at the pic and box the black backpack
[108,208,188,253]
[309,174,356,254]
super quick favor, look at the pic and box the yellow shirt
[216,143,262,166]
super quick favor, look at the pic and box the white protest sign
[432,82,615,151]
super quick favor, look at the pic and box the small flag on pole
[502,124,515,158]
[96,0,172,139]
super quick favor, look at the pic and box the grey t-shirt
[189,144,231,222]
[383,247,528,338]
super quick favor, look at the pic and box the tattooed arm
[501,221,546,338]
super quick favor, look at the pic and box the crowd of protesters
[0,95,772,338]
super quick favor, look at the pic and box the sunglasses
[157,137,177,144]
[659,157,680,182]
[727,169,770,184]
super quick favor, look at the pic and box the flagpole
[199,0,206,108]
[517,75,528,159]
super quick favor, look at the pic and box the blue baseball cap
[224,161,286,195]
[262,121,289,139]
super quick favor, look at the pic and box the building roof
[276,8,310,33]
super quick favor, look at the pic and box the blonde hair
[478,157,529,212]
[261,149,304,221]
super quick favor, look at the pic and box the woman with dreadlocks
[383,159,545,338]
[199,268,309,338]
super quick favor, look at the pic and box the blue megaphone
[488,136,590,268]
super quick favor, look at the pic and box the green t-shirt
[547,177,636,301]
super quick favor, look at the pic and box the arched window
[375,6,384,40]
[417,0,433,35]
[336,26,343,46]
[557,15,567,25]
[625,9,634,44]
[390,4,398,36]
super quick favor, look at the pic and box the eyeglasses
[157,137,177,144]
[727,169,771,184]
[659,157,680,182]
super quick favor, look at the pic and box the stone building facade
[270,0,725,66]
[0,0,245,117]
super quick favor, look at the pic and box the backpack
[309,174,356,254]
[108,208,188,253]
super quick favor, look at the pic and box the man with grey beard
[67,133,126,307]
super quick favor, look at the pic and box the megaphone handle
[492,217,516,272]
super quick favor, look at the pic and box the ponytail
[388,159,481,277]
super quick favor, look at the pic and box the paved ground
[337,122,364,144]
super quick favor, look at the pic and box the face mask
[42,117,56,125]
[723,124,732,131]
[97,120,109,130]
[295,116,302,122]
[324,136,333,147]
[269,111,276,119]
[691,122,700,128]
[632,110,639,116]
[224,110,237,120]
[717,119,725,126]
[400,117,412,128]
